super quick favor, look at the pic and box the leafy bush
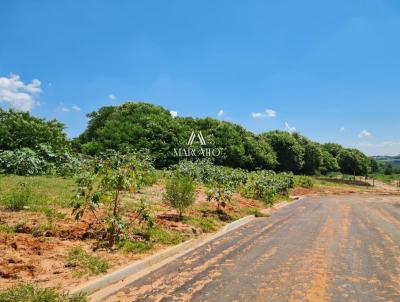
[294,175,314,188]
[65,247,109,276]
[135,199,155,229]
[206,186,233,211]
[164,173,196,218]
[0,283,87,302]
[174,159,246,189]
[0,146,82,177]
[243,171,294,205]
[0,148,47,175]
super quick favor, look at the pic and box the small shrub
[206,186,233,211]
[0,283,87,302]
[65,247,109,276]
[243,171,294,205]
[118,240,152,253]
[294,176,314,188]
[164,174,196,218]
[135,199,155,229]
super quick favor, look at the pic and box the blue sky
[1,0,400,155]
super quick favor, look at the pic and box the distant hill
[372,155,400,168]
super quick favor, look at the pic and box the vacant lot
[0,175,269,291]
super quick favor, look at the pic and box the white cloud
[340,127,345,132]
[0,74,42,111]
[217,109,224,117]
[358,130,372,138]
[170,110,178,118]
[72,105,81,112]
[108,94,116,101]
[265,109,276,117]
[61,107,70,112]
[251,112,264,119]
[284,121,296,133]
[251,108,277,119]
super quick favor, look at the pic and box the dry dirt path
[103,195,400,302]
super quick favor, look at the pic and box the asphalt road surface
[105,194,400,302]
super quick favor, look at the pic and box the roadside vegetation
[0,102,397,295]
[0,283,87,302]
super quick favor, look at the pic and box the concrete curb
[71,199,299,300]
[71,215,256,299]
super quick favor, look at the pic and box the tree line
[0,103,380,176]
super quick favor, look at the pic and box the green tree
[79,102,181,167]
[302,143,323,175]
[337,149,369,176]
[261,131,305,173]
[322,143,344,158]
[0,109,69,152]
[320,150,340,174]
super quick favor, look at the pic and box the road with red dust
[104,195,400,302]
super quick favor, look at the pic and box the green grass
[146,227,184,245]
[0,283,87,302]
[183,215,219,232]
[0,221,26,234]
[118,240,153,253]
[370,173,400,185]
[0,175,76,208]
[65,247,109,277]
[313,177,357,188]
[1,182,37,211]
[242,208,268,218]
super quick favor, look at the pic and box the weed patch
[118,240,153,253]
[146,227,184,245]
[183,216,218,232]
[0,283,87,302]
[65,247,109,276]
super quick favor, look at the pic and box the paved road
[105,195,400,302]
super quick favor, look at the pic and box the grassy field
[0,175,76,208]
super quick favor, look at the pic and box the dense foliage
[172,159,295,206]
[0,102,380,176]
[243,170,295,204]
[77,102,277,170]
[0,109,79,176]
[75,102,377,175]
